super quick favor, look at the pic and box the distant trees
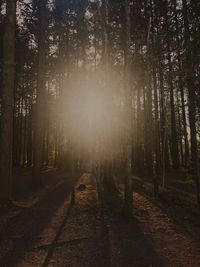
[182,0,200,203]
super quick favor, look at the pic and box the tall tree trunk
[155,17,170,175]
[124,0,133,216]
[173,0,189,167]
[0,0,16,203]
[152,64,161,171]
[27,100,33,167]
[136,83,142,172]
[165,7,180,169]
[149,0,161,196]
[33,0,48,181]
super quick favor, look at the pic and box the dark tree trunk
[0,0,16,203]
[33,0,48,181]
[165,6,180,169]
[124,0,133,216]
[173,0,189,167]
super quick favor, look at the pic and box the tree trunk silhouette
[0,0,16,203]
[124,0,133,216]
[33,0,48,181]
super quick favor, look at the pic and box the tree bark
[124,0,133,216]
[173,0,189,167]
[33,0,48,181]
[165,5,180,169]
[0,0,16,203]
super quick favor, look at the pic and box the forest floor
[0,171,200,267]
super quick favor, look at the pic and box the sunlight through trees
[0,0,199,208]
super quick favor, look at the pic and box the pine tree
[0,0,16,203]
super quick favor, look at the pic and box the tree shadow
[109,215,165,267]
[41,198,73,267]
[0,177,76,267]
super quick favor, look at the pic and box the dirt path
[131,176,200,267]
[134,192,200,267]
[0,178,73,266]
[0,172,200,266]
[0,173,162,267]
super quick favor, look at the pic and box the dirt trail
[0,172,200,266]
[0,173,162,267]
[131,175,200,267]
[134,192,200,267]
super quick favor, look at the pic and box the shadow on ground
[0,175,76,267]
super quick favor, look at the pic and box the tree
[124,0,133,215]
[164,1,180,169]
[33,0,48,181]
[0,0,16,203]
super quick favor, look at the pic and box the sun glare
[63,72,123,164]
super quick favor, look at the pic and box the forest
[0,0,200,266]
